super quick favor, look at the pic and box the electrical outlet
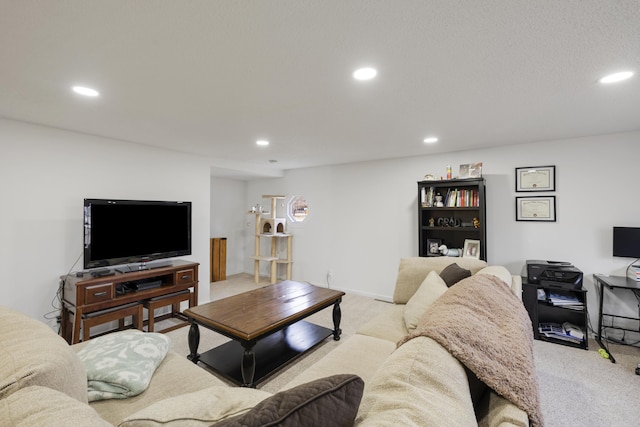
[327,269,333,277]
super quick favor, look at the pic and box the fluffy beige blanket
[398,274,543,427]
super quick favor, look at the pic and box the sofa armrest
[510,275,522,301]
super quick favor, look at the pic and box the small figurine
[472,217,480,228]
[435,194,444,207]
[429,217,435,227]
[438,244,462,257]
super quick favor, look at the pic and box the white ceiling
[1,1,639,179]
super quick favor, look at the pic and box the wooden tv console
[60,260,199,344]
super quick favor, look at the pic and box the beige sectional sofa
[284,257,533,426]
[1,257,535,426]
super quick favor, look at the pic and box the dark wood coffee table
[184,280,345,387]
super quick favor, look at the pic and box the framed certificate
[515,166,555,192]
[516,196,556,222]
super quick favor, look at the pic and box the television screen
[84,199,192,269]
[612,226,640,258]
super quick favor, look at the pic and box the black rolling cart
[522,279,588,350]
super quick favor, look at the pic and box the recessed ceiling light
[599,71,634,84]
[353,67,377,81]
[72,86,100,97]
[256,140,269,146]
[423,137,438,144]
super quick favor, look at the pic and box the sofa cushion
[120,386,272,426]
[403,270,448,331]
[0,306,88,403]
[392,257,487,303]
[439,262,472,287]
[356,304,407,343]
[476,265,512,287]
[84,349,227,426]
[282,334,396,392]
[355,336,477,426]
[0,385,111,427]
[215,374,364,427]
[477,390,529,427]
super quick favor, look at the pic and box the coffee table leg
[332,298,342,340]
[187,321,200,363]
[241,342,256,387]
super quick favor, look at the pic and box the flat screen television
[612,226,640,259]
[83,199,192,269]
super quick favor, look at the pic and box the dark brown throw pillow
[213,374,364,427]
[439,263,472,287]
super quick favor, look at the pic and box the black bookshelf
[417,178,486,260]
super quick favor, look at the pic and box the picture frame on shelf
[516,196,556,222]
[463,239,481,259]
[426,239,442,256]
[515,165,555,192]
[459,162,483,179]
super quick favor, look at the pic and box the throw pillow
[403,271,448,331]
[476,266,512,287]
[213,374,364,427]
[439,263,472,287]
[0,306,88,403]
[392,258,487,303]
[119,386,272,426]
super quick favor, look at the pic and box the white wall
[210,176,247,276]
[0,118,212,327]
[242,131,639,331]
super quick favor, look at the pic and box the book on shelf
[445,189,456,207]
[453,189,480,207]
[538,322,584,344]
[421,186,436,208]
[424,186,480,208]
[541,290,584,310]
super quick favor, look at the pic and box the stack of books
[442,188,480,207]
[538,322,584,345]
[627,265,640,282]
[544,291,584,310]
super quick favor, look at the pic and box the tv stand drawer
[175,268,195,285]
[84,283,114,304]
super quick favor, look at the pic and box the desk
[593,274,640,363]
[61,260,198,344]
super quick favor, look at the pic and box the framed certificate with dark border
[515,166,555,192]
[516,196,556,222]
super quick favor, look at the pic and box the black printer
[525,260,583,290]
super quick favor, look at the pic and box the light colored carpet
[164,274,640,427]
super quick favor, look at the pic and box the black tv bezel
[612,226,640,259]
[83,198,192,269]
